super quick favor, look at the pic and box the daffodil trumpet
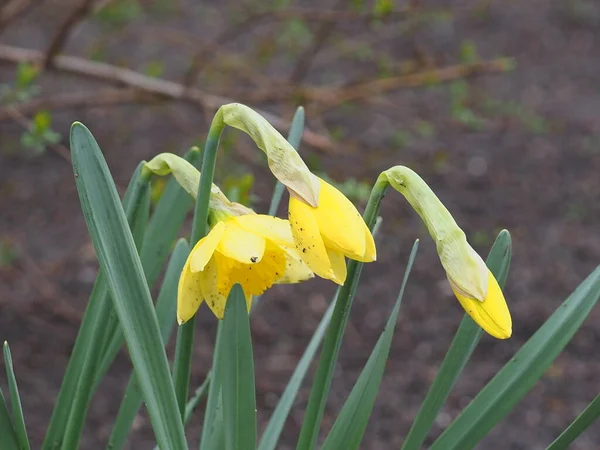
[144,153,313,323]
[380,166,512,339]
[177,211,313,322]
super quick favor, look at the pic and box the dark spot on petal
[302,248,306,253]
[250,256,258,263]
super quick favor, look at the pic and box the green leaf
[203,389,225,450]
[546,393,600,450]
[430,264,600,450]
[62,162,151,450]
[108,239,189,450]
[401,230,512,450]
[321,240,419,450]
[258,218,385,450]
[200,324,225,449]
[184,373,211,424]
[267,106,304,216]
[42,163,150,450]
[93,148,200,389]
[70,122,187,450]
[296,177,388,450]
[3,343,29,450]
[0,388,19,450]
[258,294,335,450]
[220,285,257,450]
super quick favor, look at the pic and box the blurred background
[1,0,600,448]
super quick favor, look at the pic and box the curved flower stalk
[381,166,512,339]
[219,103,321,207]
[144,152,252,217]
[148,102,379,286]
[144,154,313,323]
[216,103,376,284]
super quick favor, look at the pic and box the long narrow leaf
[93,149,200,390]
[430,264,600,450]
[108,239,189,450]
[296,178,387,450]
[258,219,384,450]
[401,230,512,450]
[221,285,257,450]
[184,373,211,424]
[257,296,336,450]
[3,343,29,450]
[43,163,149,450]
[61,163,151,450]
[322,240,419,450]
[0,388,19,450]
[200,324,225,449]
[70,122,187,450]
[546,393,600,450]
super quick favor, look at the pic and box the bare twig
[44,0,97,68]
[236,59,516,106]
[0,88,158,121]
[0,44,335,151]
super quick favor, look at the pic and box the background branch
[43,0,97,68]
[0,44,335,152]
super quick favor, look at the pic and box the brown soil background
[1,0,600,449]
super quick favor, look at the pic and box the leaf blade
[321,240,419,450]
[0,388,19,450]
[430,264,600,450]
[108,239,189,450]
[42,162,150,450]
[401,230,512,450]
[3,343,29,450]
[70,122,187,450]
[221,285,257,450]
[546,393,600,450]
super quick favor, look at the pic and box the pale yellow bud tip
[452,269,512,339]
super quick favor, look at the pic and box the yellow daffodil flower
[383,166,512,339]
[177,214,313,323]
[288,177,376,285]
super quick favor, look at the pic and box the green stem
[296,175,389,450]
[172,110,225,419]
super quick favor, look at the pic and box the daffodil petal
[213,243,285,298]
[190,221,226,272]
[289,195,334,280]
[313,178,366,259]
[231,214,295,247]
[177,254,205,324]
[276,245,315,284]
[352,220,377,262]
[217,222,266,264]
[326,248,347,285]
[200,257,228,319]
[452,270,512,339]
